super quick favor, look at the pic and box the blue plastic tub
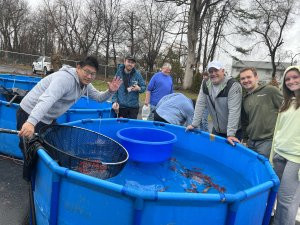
[117,127,177,162]
[31,118,279,225]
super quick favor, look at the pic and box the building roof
[232,59,291,71]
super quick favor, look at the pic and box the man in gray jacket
[187,61,242,145]
[17,56,121,140]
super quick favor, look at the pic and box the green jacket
[241,85,283,141]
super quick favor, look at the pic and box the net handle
[0,128,38,136]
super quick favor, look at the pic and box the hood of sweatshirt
[244,84,266,98]
[59,65,80,84]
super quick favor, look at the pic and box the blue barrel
[32,119,279,225]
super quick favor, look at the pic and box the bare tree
[93,0,121,65]
[138,0,177,72]
[197,0,235,72]
[236,0,295,79]
[155,0,224,89]
[121,10,141,57]
[0,0,29,51]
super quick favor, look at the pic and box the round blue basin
[117,127,177,163]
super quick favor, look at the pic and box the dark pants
[154,110,169,124]
[16,107,54,225]
[118,107,139,119]
[16,107,54,155]
[212,127,242,141]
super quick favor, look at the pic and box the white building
[231,60,291,83]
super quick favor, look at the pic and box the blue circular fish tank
[32,118,279,225]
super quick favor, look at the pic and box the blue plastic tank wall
[0,101,22,157]
[56,97,114,123]
[0,74,41,90]
[32,118,279,225]
[0,74,41,157]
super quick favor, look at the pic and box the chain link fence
[0,49,155,82]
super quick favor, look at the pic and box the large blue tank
[0,74,115,158]
[0,74,41,90]
[33,118,279,225]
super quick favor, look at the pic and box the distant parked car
[32,56,54,76]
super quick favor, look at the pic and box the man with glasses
[17,56,122,139]
[187,60,243,146]
[112,56,146,119]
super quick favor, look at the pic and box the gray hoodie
[20,66,113,126]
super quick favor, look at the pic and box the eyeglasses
[81,68,97,78]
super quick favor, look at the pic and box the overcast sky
[28,0,300,68]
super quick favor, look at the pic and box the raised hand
[108,76,122,92]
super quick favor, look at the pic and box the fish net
[0,86,28,103]
[39,125,128,179]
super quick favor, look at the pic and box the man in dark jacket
[240,67,283,158]
[112,56,146,119]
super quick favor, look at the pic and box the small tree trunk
[183,49,195,89]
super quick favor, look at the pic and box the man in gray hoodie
[187,61,242,145]
[17,56,121,140]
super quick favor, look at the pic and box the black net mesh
[39,125,128,179]
[0,86,28,104]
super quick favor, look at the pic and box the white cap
[207,61,224,70]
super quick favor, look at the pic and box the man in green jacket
[240,67,283,158]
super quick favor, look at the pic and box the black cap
[125,55,136,62]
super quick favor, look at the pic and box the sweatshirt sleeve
[241,104,249,140]
[137,72,146,93]
[185,104,194,127]
[269,114,281,164]
[86,84,114,102]
[147,75,156,91]
[191,84,206,128]
[27,76,72,126]
[226,82,242,137]
[271,86,283,109]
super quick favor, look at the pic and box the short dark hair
[239,67,257,76]
[78,56,99,72]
